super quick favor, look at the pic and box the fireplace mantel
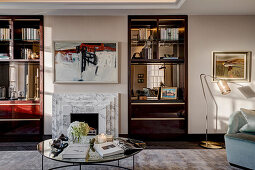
[52,93,119,138]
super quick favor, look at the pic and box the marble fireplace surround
[52,93,119,139]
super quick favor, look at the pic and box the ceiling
[0,0,255,15]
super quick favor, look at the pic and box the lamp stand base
[200,141,224,149]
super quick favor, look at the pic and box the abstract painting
[54,41,118,83]
[212,51,251,82]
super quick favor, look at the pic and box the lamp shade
[217,80,231,95]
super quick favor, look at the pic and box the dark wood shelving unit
[128,15,188,140]
[0,15,44,141]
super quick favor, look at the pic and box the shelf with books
[128,15,188,140]
[131,58,184,64]
[0,15,43,141]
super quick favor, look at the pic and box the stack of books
[0,28,10,40]
[61,144,90,159]
[0,53,9,59]
[21,28,40,40]
[94,142,124,157]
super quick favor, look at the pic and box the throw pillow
[227,110,247,134]
[240,108,255,133]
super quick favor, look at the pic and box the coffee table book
[61,144,90,159]
[94,142,124,157]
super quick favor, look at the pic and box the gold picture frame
[212,51,251,82]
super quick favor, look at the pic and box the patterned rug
[0,149,239,170]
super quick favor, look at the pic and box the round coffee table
[37,138,145,170]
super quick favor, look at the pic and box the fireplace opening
[70,113,98,135]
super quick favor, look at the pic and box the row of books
[21,28,40,40]
[138,28,151,40]
[160,28,179,41]
[0,28,10,40]
[21,48,33,59]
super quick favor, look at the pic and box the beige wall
[188,15,255,134]
[44,15,255,135]
[44,16,128,135]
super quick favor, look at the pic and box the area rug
[0,149,239,170]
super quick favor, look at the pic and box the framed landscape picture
[161,87,177,100]
[54,41,118,83]
[212,51,251,82]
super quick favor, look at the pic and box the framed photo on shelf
[53,41,118,83]
[138,74,144,78]
[161,87,177,100]
[212,51,251,82]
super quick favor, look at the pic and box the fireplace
[70,113,98,135]
[52,93,119,138]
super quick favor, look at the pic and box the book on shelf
[21,28,40,40]
[160,28,179,41]
[0,28,10,40]
[94,142,124,157]
[0,53,9,59]
[61,144,90,159]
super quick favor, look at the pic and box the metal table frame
[41,154,135,170]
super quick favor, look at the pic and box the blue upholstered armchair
[225,110,255,169]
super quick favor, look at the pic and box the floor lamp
[200,74,231,149]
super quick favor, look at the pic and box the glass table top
[37,137,145,164]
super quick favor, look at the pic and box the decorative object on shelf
[161,87,177,100]
[132,52,141,59]
[0,86,6,100]
[54,41,118,83]
[212,51,251,82]
[17,91,25,100]
[67,121,90,144]
[10,91,18,100]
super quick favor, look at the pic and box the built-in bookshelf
[128,15,188,140]
[0,16,43,141]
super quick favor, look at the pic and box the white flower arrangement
[67,121,90,143]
